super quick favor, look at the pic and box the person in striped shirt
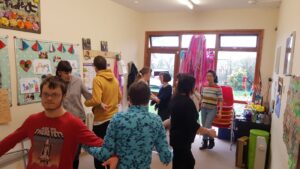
[200,70,223,150]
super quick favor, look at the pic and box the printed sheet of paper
[0,89,11,123]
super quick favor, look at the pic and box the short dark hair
[93,56,107,70]
[176,74,195,96]
[128,81,151,105]
[56,61,72,76]
[40,76,67,96]
[160,72,171,82]
[207,70,218,83]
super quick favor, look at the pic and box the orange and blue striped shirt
[201,85,223,109]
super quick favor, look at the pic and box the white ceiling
[111,0,281,12]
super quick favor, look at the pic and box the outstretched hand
[102,156,119,169]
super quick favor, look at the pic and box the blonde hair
[135,67,152,82]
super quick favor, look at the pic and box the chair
[212,86,235,150]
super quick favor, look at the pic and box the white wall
[0,0,142,168]
[140,8,279,99]
[270,0,300,168]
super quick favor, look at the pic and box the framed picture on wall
[82,38,91,50]
[275,46,281,74]
[283,31,296,75]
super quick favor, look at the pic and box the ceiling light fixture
[178,0,201,10]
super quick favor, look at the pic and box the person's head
[128,81,151,106]
[56,61,72,82]
[93,55,107,71]
[176,74,195,96]
[159,72,171,84]
[206,70,218,84]
[40,76,67,111]
[136,67,152,82]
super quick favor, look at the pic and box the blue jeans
[201,107,217,140]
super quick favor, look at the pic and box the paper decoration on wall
[20,39,30,50]
[68,60,78,69]
[20,60,32,72]
[49,44,55,53]
[20,77,40,94]
[0,36,12,104]
[33,59,52,75]
[83,63,96,91]
[0,89,11,124]
[14,37,80,105]
[57,43,66,53]
[38,52,48,59]
[100,41,108,52]
[0,0,41,34]
[32,41,42,51]
[68,45,74,54]
[0,40,6,49]
[283,76,300,169]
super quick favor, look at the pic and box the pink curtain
[179,35,215,91]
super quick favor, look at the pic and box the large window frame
[144,30,264,104]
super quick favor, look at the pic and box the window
[150,53,175,93]
[217,51,257,102]
[220,35,257,48]
[151,36,179,47]
[181,34,216,48]
[145,30,263,116]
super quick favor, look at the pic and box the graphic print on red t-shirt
[30,127,64,169]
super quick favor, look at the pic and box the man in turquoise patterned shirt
[84,81,172,169]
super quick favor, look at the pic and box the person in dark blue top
[151,72,173,121]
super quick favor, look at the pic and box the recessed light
[248,0,257,4]
[134,0,139,4]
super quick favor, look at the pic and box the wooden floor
[79,135,239,169]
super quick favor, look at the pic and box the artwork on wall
[0,36,12,104]
[0,0,41,33]
[274,46,281,74]
[283,32,296,75]
[82,38,91,50]
[14,37,80,105]
[100,41,108,52]
[0,89,11,124]
[283,76,300,169]
[274,77,283,118]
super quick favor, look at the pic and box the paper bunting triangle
[68,45,74,54]
[57,43,66,53]
[20,40,29,50]
[32,41,43,51]
[49,44,56,53]
[0,40,6,49]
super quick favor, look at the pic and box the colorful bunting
[57,43,66,53]
[20,40,29,50]
[32,41,42,51]
[68,45,74,54]
[0,40,6,49]
[49,44,56,53]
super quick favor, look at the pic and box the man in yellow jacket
[85,55,122,169]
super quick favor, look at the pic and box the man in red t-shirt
[0,76,118,169]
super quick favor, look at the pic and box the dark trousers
[93,121,110,169]
[172,146,195,169]
[158,108,170,121]
[73,144,82,169]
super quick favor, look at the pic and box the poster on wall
[0,0,41,33]
[0,35,12,104]
[283,32,296,75]
[283,76,300,169]
[274,46,281,74]
[0,89,11,123]
[275,77,283,118]
[14,37,80,105]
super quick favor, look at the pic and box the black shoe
[199,140,208,150]
[208,139,215,149]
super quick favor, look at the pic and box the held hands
[102,156,119,169]
[101,103,110,111]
